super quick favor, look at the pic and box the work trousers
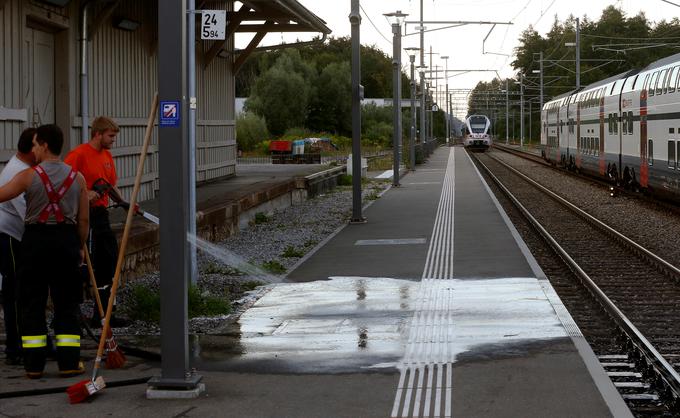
[89,207,118,319]
[19,224,81,373]
[0,233,21,359]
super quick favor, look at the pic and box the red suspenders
[32,165,77,223]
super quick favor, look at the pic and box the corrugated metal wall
[1,0,237,201]
[0,0,25,158]
[197,0,236,182]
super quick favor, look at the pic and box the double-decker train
[463,114,492,151]
[541,52,680,201]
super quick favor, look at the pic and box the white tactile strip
[390,149,569,417]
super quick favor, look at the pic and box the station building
[0,0,330,200]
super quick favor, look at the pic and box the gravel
[107,180,390,335]
[490,150,680,266]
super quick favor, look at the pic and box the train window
[669,66,680,93]
[649,72,659,96]
[659,69,669,94]
[614,116,618,134]
[648,139,654,165]
[628,112,634,135]
[596,138,600,156]
[671,128,675,134]
[622,114,628,134]
[608,114,613,133]
[677,142,680,168]
[637,74,648,91]
[669,141,676,169]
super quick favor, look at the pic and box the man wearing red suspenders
[0,124,89,378]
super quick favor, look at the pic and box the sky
[235,1,680,117]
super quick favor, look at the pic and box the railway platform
[0,146,631,417]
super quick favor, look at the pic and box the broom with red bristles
[84,246,126,369]
[68,93,158,404]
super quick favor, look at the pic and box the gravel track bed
[489,148,680,268]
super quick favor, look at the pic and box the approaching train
[541,52,680,201]
[463,114,492,151]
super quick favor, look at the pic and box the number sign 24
[201,10,226,40]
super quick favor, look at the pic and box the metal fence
[237,150,390,166]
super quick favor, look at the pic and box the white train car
[464,114,492,151]
[541,53,680,202]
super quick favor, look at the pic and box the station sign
[201,10,226,40]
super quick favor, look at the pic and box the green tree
[308,61,352,134]
[236,112,270,151]
[245,50,315,135]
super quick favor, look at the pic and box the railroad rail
[470,150,680,416]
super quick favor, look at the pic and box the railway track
[470,150,680,417]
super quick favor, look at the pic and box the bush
[236,112,270,152]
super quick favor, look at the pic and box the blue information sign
[160,100,181,127]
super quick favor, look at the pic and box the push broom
[68,92,159,404]
[84,246,126,369]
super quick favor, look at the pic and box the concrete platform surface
[0,147,631,417]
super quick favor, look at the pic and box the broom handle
[84,246,105,318]
[94,92,159,377]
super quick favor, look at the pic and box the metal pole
[419,0,425,150]
[576,17,580,90]
[520,74,524,148]
[350,0,364,222]
[539,51,544,118]
[187,0,198,285]
[505,79,509,144]
[443,57,449,144]
[391,22,401,187]
[529,100,532,143]
[409,55,416,170]
[151,0,201,391]
[429,46,433,142]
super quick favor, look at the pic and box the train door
[599,89,606,175]
[23,27,55,127]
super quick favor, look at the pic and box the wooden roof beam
[233,22,271,74]
[204,4,251,69]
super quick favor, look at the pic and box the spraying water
[188,234,281,283]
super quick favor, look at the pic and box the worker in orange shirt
[64,116,121,327]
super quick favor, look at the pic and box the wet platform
[0,146,631,417]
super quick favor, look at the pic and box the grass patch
[252,212,270,225]
[304,239,318,247]
[122,283,231,324]
[241,281,262,292]
[188,286,232,318]
[338,174,353,186]
[282,246,305,258]
[262,260,286,274]
[201,261,242,276]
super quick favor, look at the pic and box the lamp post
[441,55,449,145]
[349,0,364,222]
[405,47,419,170]
[515,75,524,147]
[565,18,580,90]
[385,10,408,187]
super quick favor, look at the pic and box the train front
[464,115,492,151]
